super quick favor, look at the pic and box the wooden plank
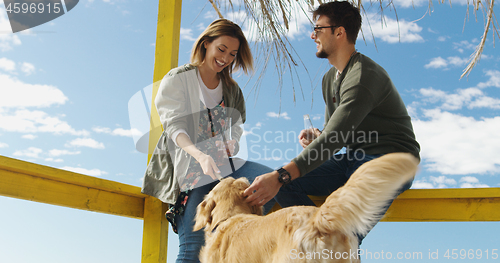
[142,0,183,261]
[147,0,183,160]
[0,155,145,198]
[141,196,170,263]
[0,169,144,219]
[397,187,500,199]
[269,189,500,222]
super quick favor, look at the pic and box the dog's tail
[307,153,418,240]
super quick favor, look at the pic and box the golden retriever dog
[194,153,418,263]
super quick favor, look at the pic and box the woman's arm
[175,133,221,180]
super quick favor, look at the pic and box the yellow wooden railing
[0,155,170,262]
[1,1,500,263]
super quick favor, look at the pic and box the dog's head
[193,177,263,232]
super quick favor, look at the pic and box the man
[244,0,420,243]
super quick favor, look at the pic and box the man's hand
[243,171,282,206]
[299,128,321,148]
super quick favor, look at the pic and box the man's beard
[316,49,328,59]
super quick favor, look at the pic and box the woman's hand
[195,153,222,180]
[175,133,222,180]
[298,128,322,148]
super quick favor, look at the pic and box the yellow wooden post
[147,0,183,159]
[142,196,170,263]
[142,0,182,262]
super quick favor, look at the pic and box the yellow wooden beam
[147,0,183,159]
[142,196,170,263]
[0,155,145,219]
[142,0,183,262]
[0,154,144,198]
[383,188,500,222]
[269,188,500,222]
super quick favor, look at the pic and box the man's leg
[274,153,352,208]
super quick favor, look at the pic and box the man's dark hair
[313,1,362,44]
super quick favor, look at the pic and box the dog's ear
[239,188,263,216]
[193,198,216,232]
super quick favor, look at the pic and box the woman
[142,19,274,263]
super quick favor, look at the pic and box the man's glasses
[312,25,340,36]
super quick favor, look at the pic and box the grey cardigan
[141,64,246,204]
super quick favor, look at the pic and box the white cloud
[419,87,500,110]
[59,166,108,177]
[459,176,489,188]
[0,74,88,136]
[362,13,423,43]
[48,149,81,157]
[437,36,448,42]
[44,158,63,163]
[411,180,434,189]
[92,126,142,137]
[13,147,43,158]
[0,9,22,51]
[0,142,8,148]
[266,111,291,120]
[66,138,105,149]
[0,73,68,108]
[21,134,37,139]
[424,56,468,69]
[180,28,197,41]
[459,176,479,184]
[0,109,89,136]
[0,57,16,72]
[476,70,500,89]
[453,39,478,53]
[424,57,447,69]
[20,62,35,75]
[412,175,489,189]
[111,127,142,137]
[196,23,205,31]
[447,56,469,67]
[92,127,111,133]
[393,0,469,8]
[430,175,457,188]
[413,109,500,175]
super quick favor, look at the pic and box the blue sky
[0,0,499,262]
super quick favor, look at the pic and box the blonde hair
[190,19,253,87]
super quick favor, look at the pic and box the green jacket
[293,53,420,176]
[141,64,246,204]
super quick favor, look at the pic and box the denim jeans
[275,151,413,244]
[174,158,275,263]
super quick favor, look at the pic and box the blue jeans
[174,158,275,263]
[275,151,413,244]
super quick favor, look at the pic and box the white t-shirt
[171,71,223,146]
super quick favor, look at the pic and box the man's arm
[243,161,301,206]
